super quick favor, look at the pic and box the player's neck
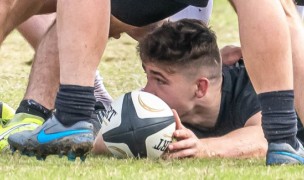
[181,78,222,128]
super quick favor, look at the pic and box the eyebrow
[142,64,169,82]
[150,69,169,82]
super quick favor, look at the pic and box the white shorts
[297,5,304,20]
[169,0,213,24]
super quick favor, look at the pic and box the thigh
[38,0,57,14]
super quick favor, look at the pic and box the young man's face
[142,62,197,116]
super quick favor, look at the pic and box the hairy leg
[57,0,110,86]
[24,23,59,110]
[18,11,112,110]
[0,0,44,44]
[231,0,299,154]
[9,0,110,158]
[232,0,293,92]
[280,1,304,123]
[17,14,56,50]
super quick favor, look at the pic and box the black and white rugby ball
[101,90,175,158]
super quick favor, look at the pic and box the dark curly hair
[138,19,221,80]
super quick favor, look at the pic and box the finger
[173,129,192,140]
[168,138,196,151]
[166,149,197,159]
[172,109,184,130]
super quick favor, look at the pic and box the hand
[164,109,202,159]
[220,45,242,65]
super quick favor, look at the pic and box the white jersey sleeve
[169,0,213,24]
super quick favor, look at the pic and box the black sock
[16,99,52,120]
[94,101,106,111]
[55,84,96,126]
[258,90,298,149]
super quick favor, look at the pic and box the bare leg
[7,0,111,157]
[24,23,59,110]
[18,13,112,110]
[232,0,293,92]
[232,0,300,165]
[0,0,44,44]
[57,0,110,86]
[280,1,304,123]
[234,1,304,123]
[17,14,56,50]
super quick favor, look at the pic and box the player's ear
[196,77,209,98]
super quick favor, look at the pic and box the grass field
[1,0,304,179]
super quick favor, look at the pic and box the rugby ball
[101,90,175,158]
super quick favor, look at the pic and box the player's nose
[142,83,156,96]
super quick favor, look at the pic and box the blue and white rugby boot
[8,115,94,161]
[266,140,304,165]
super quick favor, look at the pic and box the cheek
[162,88,192,114]
[156,92,179,109]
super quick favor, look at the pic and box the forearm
[220,45,242,65]
[198,126,267,158]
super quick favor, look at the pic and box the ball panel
[131,91,173,119]
[103,131,138,157]
[101,90,176,159]
[145,123,175,158]
[101,94,125,134]
[123,92,174,130]
[132,120,175,157]
[103,120,175,158]
[105,142,135,158]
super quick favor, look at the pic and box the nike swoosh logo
[37,129,91,144]
[0,124,37,140]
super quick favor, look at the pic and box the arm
[220,45,242,65]
[166,110,267,158]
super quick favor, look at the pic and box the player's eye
[156,78,166,85]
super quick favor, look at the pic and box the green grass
[1,155,304,179]
[1,0,304,179]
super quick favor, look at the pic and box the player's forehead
[143,62,177,74]
[142,62,192,83]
